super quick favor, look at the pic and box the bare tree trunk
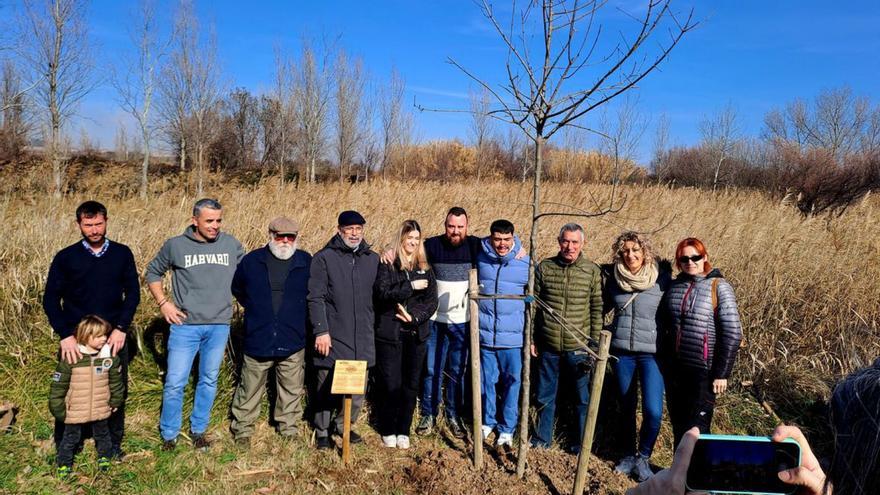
[196,140,203,197]
[140,130,151,198]
[516,135,542,477]
[179,136,186,171]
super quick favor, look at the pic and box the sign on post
[331,360,368,395]
[331,360,368,465]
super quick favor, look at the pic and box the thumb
[778,466,824,492]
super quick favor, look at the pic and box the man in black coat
[43,200,140,459]
[307,210,379,449]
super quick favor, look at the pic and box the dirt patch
[393,443,636,495]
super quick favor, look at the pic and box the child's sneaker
[97,456,111,471]
[56,465,72,479]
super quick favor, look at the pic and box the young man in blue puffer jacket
[477,219,530,448]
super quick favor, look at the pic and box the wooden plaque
[331,360,368,395]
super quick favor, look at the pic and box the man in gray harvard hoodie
[145,198,244,451]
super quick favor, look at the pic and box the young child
[48,314,123,478]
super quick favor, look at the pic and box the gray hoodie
[145,226,244,324]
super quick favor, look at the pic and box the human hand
[626,427,703,495]
[395,303,413,323]
[713,379,728,395]
[380,248,396,265]
[108,329,126,356]
[530,344,538,357]
[315,333,332,357]
[160,302,187,325]
[773,425,826,495]
[515,245,527,260]
[60,335,82,364]
[411,279,428,291]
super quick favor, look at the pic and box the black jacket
[374,261,438,343]
[307,235,379,368]
[664,268,743,379]
[231,246,311,358]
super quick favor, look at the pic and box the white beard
[268,241,295,260]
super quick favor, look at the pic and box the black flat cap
[338,210,366,227]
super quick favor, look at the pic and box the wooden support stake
[342,395,352,465]
[468,268,483,470]
[572,330,612,495]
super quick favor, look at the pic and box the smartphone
[686,434,801,495]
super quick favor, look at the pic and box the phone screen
[687,438,800,494]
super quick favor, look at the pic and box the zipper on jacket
[629,295,636,351]
[89,356,95,421]
[493,262,503,347]
[561,264,569,353]
[351,253,357,359]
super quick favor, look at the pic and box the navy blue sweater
[43,240,141,339]
[232,246,311,358]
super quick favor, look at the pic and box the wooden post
[342,395,352,465]
[468,268,483,470]
[572,330,612,495]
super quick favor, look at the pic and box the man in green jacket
[530,222,602,453]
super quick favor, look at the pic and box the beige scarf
[614,259,658,292]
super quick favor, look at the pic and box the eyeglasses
[678,254,704,264]
[272,233,297,242]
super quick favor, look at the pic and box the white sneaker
[381,435,397,448]
[481,425,493,440]
[496,432,513,446]
[396,435,411,449]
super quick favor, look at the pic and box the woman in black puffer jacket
[373,220,438,450]
[664,237,742,448]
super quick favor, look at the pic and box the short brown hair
[75,315,111,345]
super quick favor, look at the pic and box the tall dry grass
[1,165,878,421]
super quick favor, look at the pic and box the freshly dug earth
[396,445,635,495]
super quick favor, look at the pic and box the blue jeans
[614,351,664,457]
[533,350,592,447]
[480,347,521,434]
[160,324,230,441]
[420,321,468,420]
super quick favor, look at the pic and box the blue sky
[69,0,880,163]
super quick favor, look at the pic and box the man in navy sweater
[43,200,140,458]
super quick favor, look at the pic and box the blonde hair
[75,314,111,345]
[396,220,429,271]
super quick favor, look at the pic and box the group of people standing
[43,199,743,483]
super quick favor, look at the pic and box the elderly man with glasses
[229,217,312,446]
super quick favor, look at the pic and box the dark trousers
[312,367,368,436]
[665,363,716,448]
[374,332,428,436]
[56,420,112,467]
[54,344,128,452]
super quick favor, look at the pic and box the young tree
[20,0,95,197]
[334,50,367,182]
[379,68,412,179]
[0,60,30,159]
[700,102,740,191]
[268,47,296,184]
[293,39,330,183]
[157,0,195,173]
[650,112,671,183]
[112,0,163,198]
[449,0,695,479]
[469,87,494,181]
[597,95,648,185]
[225,87,259,169]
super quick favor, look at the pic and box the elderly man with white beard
[229,217,312,446]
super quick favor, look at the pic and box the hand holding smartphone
[686,434,802,495]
